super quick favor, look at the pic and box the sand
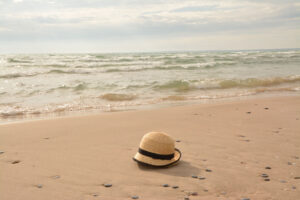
[0,95,300,200]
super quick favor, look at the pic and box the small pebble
[264,107,269,110]
[92,194,98,197]
[104,184,112,187]
[11,160,21,164]
[280,180,287,183]
[261,174,269,178]
[176,140,181,143]
[44,137,50,140]
[184,197,190,200]
[36,184,43,188]
[246,112,251,114]
[131,196,139,199]
[199,176,206,180]
[172,186,179,189]
[0,151,4,154]
[288,162,292,165]
[264,178,270,181]
[205,169,212,172]
[294,177,300,179]
[292,186,296,190]
[293,156,299,159]
[265,166,271,169]
[52,175,60,179]
[244,139,250,142]
[162,184,169,187]
[190,192,198,196]
[191,175,198,178]
[241,198,250,200]
[203,189,208,192]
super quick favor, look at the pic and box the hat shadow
[137,160,200,177]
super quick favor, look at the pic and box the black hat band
[138,148,175,160]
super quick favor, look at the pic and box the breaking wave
[219,76,300,89]
[0,73,38,79]
[162,95,187,101]
[100,93,137,101]
[48,69,90,74]
[154,80,195,92]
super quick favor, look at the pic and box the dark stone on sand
[261,174,269,178]
[244,139,250,142]
[292,186,297,190]
[294,177,300,179]
[162,184,169,187]
[265,166,271,169]
[184,197,190,200]
[288,162,292,165]
[176,140,181,143]
[11,160,21,164]
[264,107,269,110]
[246,112,251,114]
[293,156,299,159]
[264,178,270,181]
[241,198,250,200]
[190,192,198,196]
[44,137,50,140]
[191,175,198,178]
[104,184,112,187]
[203,189,208,192]
[92,194,98,197]
[205,169,212,172]
[199,176,206,180]
[0,151,4,154]
[132,196,139,199]
[172,186,179,189]
[36,184,43,188]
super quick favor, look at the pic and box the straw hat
[133,132,181,167]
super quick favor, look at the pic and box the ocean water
[1,49,300,122]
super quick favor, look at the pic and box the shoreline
[1,91,299,125]
[1,95,300,200]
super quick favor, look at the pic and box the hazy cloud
[0,0,299,53]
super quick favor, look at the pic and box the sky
[0,0,299,53]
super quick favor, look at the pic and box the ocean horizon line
[1,47,299,55]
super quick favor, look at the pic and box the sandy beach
[0,95,300,200]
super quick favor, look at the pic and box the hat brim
[133,148,181,167]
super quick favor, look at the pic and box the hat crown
[139,132,175,155]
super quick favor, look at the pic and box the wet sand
[0,96,300,200]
